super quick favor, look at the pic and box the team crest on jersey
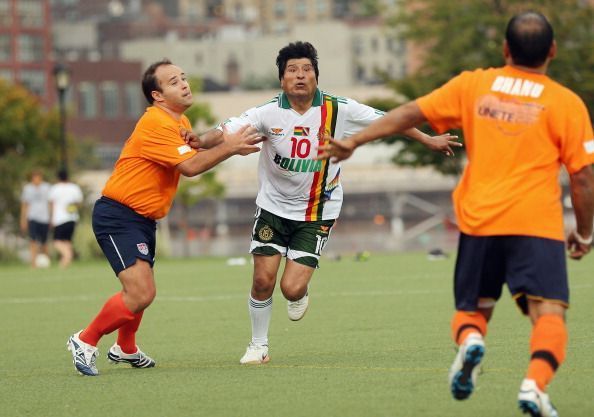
[258,225,274,241]
[137,243,149,255]
[318,225,330,234]
[269,128,284,136]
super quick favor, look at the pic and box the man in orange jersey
[66,59,262,376]
[318,12,594,417]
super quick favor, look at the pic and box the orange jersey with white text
[417,65,594,240]
[102,106,196,219]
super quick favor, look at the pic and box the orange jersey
[102,106,196,219]
[417,65,594,240]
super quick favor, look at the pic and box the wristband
[573,230,593,246]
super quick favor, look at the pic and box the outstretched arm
[177,125,262,177]
[317,101,461,162]
[180,128,223,150]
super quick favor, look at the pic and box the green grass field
[1,253,593,417]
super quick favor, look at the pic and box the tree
[186,76,217,129]
[0,80,61,229]
[378,0,594,175]
[175,172,225,257]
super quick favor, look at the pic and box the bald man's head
[505,12,554,68]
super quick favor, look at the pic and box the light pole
[53,62,70,173]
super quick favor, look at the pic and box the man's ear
[151,90,163,103]
[503,40,511,60]
[548,40,557,60]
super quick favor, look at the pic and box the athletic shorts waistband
[98,196,155,225]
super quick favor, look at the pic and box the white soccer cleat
[239,342,270,365]
[107,343,156,368]
[287,293,309,321]
[448,332,485,400]
[66,330,99,376]
[518,379,559,417]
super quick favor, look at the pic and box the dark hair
[505,11,554,68]
[142,58,173,104]
[276,41,319,81]
[57,169,69,181]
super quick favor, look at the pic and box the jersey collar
[279,89,323,109]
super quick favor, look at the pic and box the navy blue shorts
[92,197,156,276]
[454,233,568,315]
[54,221,76,241]
[28,220,49,243]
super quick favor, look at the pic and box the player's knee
[252,274,275,293]
[279,281,305,301]
[135,287,156,310]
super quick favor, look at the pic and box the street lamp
[53,62,70,173]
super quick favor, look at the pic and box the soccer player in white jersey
[186,42,460,364]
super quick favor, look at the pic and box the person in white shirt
[20,169,51,267]
[185,42,460,364]
[49,169,84,268]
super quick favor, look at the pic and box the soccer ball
[35,253,51,268]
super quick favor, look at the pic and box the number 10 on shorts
[315,235,328,254]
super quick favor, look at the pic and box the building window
[17,34,44,62]
[274,21,288,34]
[79,82,98,119]
[316,0,327,16]
[19,69,45,96]
[295,0,306,18]
[0,68,13,82]
[0,0,11,26]
[371,37,379,52]
[17,0,44,28]
[352,36,363,55]
[0,34,11,61]
[274,0,285,18]
[100,81,119,119]
[124,82,142,117]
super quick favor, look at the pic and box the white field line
[1,283,591,305]
[0,288,447,305]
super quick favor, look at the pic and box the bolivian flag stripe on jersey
[305,94,338,221]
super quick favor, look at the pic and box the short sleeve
[558,94,594,173]
[343,99,385,137]
[140,123,197,167]
[416,71,472,133]
[221,106,262,134]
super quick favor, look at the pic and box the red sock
[526,314,567,391]
[451,311,488,345]
[117,311,144,354]
[80,292,135,346]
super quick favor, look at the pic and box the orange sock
[526,314,567,391]
[451,311,488,345]
[80,292,135,346]
[117,311,144,354]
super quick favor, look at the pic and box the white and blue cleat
[67,330,99,376]
[448,333,485,400]
[518,378,559,417]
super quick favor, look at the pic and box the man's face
[31,173,42,185]
[152,64,193,111]
[280,58,317,99]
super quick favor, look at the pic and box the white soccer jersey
[223,89,384,221]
